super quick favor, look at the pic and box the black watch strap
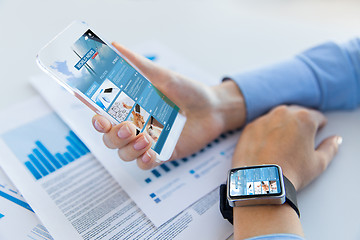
[220,184,233,224]
[283,176,300,218]
[220,176,300,225]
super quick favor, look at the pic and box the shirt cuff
[297,41,359,111]
[230,57,321,122]
[230,39,360,122]
[245,233,305,240]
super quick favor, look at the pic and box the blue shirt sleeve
[246,233,305,240]
[231,39,360,122]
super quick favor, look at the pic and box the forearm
[230,38,360,122]
[233,204,303,240]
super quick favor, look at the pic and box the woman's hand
[232,105,341,190]
[231,105,342,239]
[92,42,246,169]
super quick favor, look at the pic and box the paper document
[0,167,33,213]
[30,43,239,226]
[0,96,233,239]
[0,167,53,240]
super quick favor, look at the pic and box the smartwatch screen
[229,165,283,198]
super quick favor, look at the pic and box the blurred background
[1,0,359,110]
[0,0,359,239]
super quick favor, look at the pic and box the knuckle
[272,105,288,115]
[318,157,328,172]
[270,105,290,120]
[296,109,312,121]
[296,110,317,128]
[315,152,329,172]
[102,134,116,149]
[136,157,153,170]
[243,120,256,133]
[117,149,135,162]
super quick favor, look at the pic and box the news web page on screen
[230,166,282,197]
[50,29,179,154]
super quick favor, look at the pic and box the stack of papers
[0,42,233,240]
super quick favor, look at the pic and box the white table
[1,1,359,239]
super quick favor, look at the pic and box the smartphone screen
[229,165,282,198]
[44,28,181,155]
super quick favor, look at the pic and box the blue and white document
[0,167,53,240]
[0,96,232,239]
[31,42,239,226]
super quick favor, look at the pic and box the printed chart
[31,43,239,226]
[2,114,90,181]
[142,132,237,186]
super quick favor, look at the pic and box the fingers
[304,108,327,129]
[136,149,161,170]
[288,105,327,130]
[97,118,161,170]
[100,120,154,161]
[117,133,154,161]
[102,122,137,149]
[315,135,343,172]
[92,115,112,133]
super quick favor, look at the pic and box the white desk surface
[1,1,359,239]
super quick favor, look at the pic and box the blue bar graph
[24,131,89,180]
[55,153,68,166]
[33,149,55,173]
[144,160,183,183]
[170,160,179,167]
[151,169,161,178]
[160,163,170,172]
[142,129,242,185]
[66,136,86,156]
[64,152,75,162]
[24,132,89,180]
[69,131,90,153]
[66,145,80,159]
[2,113,92,181]
[182,158,188,162]
[24,161,42,180]
[35,141,62,169]
[28,154,49,176]
[220,133,227,139]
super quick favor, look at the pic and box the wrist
[233,203,303,239]
[212,80,246,132]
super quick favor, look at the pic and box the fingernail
[142,151,152,163]
[118,124,133,139]
[336,136,343,145]
[94,120,104,131]
[133,135,150,150]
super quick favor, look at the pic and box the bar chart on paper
[126,129,239,207]
[142,131,238,186]
[1,113,90,180]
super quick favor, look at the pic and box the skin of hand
[92,42,246,170]
[231,105,342,239]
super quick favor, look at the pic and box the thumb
[111,42,170,86]
[111,42,196,108]
[314,135,342,173]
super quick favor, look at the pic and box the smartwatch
[220,164,299,224]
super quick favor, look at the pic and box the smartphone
[36,21,186,161]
